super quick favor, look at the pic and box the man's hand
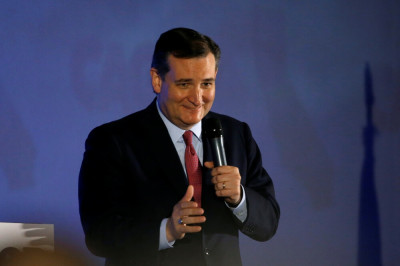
[166,185,206,242]
[204,161,242,206]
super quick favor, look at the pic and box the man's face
[151,53,217,130]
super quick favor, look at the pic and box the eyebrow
[174,78,216,83]
[175,79,193,83]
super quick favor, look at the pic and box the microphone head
[203,118,223,138]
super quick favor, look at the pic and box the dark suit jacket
[79,99,280,266]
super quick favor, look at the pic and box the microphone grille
[203,118,223,138]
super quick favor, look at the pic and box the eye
[177,83,189,88]
[202,82,213,88]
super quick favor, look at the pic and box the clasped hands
[166,162,242,242]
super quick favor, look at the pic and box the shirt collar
[156,100,202,143]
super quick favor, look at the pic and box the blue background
[1,1,399,265]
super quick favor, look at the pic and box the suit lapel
[137,102,221,197]
[202,115,215,187]
[142,100,188,196]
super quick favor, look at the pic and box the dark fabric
[79,99,280,266]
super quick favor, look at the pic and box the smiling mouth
[183,105,203,111]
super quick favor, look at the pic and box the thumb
[204,161,214,169]
[180,185,194,202]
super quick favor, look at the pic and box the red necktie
[183,131,202,207]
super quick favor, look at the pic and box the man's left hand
[204,161,242,206]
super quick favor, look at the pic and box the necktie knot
[183,131,193,145]
[183,131,195,155]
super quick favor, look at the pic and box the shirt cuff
[159,218,175,250]
[225,185,247,223]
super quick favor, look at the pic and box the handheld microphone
[204,118,227,167]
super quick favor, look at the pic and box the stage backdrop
[1,1,399,265]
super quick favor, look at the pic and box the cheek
[203,89,215,102]
[168,88,187,102]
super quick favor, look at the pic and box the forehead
[166,53,217,78]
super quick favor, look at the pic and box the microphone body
[209,137,227,166]
[204,118,227,167]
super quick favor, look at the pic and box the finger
[204,161,214,169]
[178,207,204,217]
[215,189,240,198]
[214,182,226,191]
[180,225,203,233]
[211,174,236,184]
[180,215,206,225]
[178,201,199,209]
[211,171,241,184]
[211,175,229,184]
[180,185,194,202]
[211,165,239,176]
[215,189,231,197]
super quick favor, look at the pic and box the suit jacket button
[204,248,210,256]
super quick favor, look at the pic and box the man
[79,27,280,266]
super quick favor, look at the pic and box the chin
[181,117,202,127]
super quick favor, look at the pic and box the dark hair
[151,28,221,79]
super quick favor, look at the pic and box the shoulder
[87,100,159,140]
[203,111,255,149]
[204,111,251,134]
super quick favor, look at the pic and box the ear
[150,68,162,94]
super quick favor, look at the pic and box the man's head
[150,28,220,130]
[151,27,220,80]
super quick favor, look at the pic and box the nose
[188,86,202,106]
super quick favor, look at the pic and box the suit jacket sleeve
[219,117,280,241]
[78,124,162,264]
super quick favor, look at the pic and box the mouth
[182,105,203,111]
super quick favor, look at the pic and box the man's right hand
[166,185,206,242]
